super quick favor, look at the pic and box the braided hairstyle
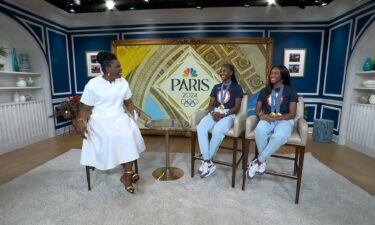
[96,51,117,74]
[263,65,292,103]
[221,63,238,84]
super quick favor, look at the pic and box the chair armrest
[190,110,208,131]
[297,118,308,146]
[246,115,259,138]
[232,112,247,136]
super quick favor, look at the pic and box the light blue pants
[254,119,294,163]
[197,113,235,160]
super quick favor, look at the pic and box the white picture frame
[86,51,102,77]
[283,48,306,78]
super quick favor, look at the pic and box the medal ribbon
[271,84,284,113]
[220,82,232,105]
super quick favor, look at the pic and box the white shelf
[356,71,375,75]
[0,86,43,90]
[351,102,375,107]
[0,99,42,106]
[0,71,40,76]
[354,87,375,90]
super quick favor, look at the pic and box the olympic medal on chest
[269,112,282,117]
[218,104,225,113]
[217,82,232,114]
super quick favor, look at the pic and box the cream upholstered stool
[242,96,308,203]
[190,95,248,188]
[312,119,334,143]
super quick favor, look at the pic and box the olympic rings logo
[181,98,199,107]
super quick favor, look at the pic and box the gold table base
[152,167,184,181]
[145,120,190,181]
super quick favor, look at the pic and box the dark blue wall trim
[321,105,341,132]
[304,104,317,124]
[25,22,44,46]
[356,14,372,36]
[324,22,351,97]
[329,2,375,25]
[68,21,330,31]
[47,29,71,95]
[123,31,264,39]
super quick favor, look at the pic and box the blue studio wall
[1,0,375,135]
[72,33,120,93]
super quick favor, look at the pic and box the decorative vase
[25,95,32,101]
[369,95,375,105]
[16,77,27,87]
[19,95,26,102]
[358,94,370,104]
[362,57,373,71]
[13,91,20,102]
[26,76,35,87]
[11,48,20,72]
[19,53,31,72]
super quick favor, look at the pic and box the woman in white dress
[76,51,145,194]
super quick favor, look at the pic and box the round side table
[145,119,190,181]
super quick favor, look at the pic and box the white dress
[80,76,146,170]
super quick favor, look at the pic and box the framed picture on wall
[283,48,306,77]
[85,51,102,77]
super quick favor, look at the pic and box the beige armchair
[190,95,248,188]
[242,96,308,204]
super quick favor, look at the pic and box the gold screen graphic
[112,38,273,126]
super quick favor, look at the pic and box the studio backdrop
[112,38,273,127]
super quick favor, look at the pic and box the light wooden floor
[1,133,374,195]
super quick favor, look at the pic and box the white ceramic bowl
[369,95,375,104]
[362,80,375,85]
[362,80,375,88]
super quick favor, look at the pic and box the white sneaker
[200,162,216,178]
[246,160,257,179]
[198,161,205,174]
[256,161,266,175]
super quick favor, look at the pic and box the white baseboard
[0,134,48,155]
[345,140,375,158]
[308,127,313,133]
[55,125,75,136]
[332,134,339,143]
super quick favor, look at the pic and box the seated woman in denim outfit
[246,65,298,179]
[197,64,243,178]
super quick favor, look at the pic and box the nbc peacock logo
[182,68,198,78]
